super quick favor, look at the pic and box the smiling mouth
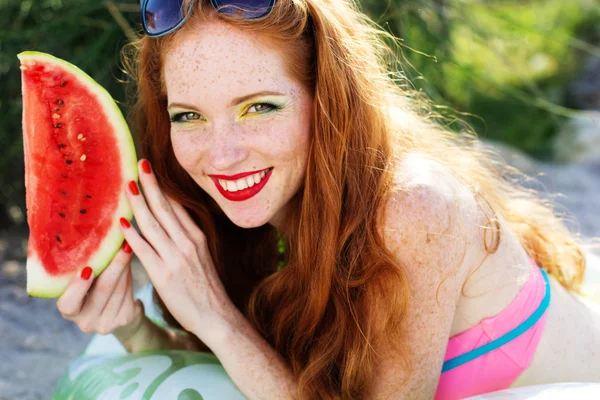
[214,167,273,192]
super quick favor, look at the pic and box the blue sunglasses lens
[212,0,275,19]
[141,0,276,36]
[143,0,188,36]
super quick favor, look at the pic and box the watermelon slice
[18,51,138,298]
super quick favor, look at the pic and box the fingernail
[120,217,131,229]
[122,240,132,253]
[128,181,139,196]
[81,266,93,280]
[141,159,152,174]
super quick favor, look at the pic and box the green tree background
[0,0,599,229]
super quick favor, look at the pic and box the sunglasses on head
[140,0,277,37]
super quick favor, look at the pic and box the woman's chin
[224,209,273,229]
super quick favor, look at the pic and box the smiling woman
[53,0,600,399]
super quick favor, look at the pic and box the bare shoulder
[381,154,487,283]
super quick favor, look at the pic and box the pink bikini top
[434,257,551,399]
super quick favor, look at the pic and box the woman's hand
[118,159,234,341]
[56,242,145,341]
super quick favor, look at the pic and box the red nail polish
[120,217,131,229]
[81,266,92,280]
[122,240,132,253]
[128,181,139,196]
[141,159,152,174]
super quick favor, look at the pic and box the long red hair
[121,0,586,397]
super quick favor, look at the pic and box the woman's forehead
[163,21,296,99]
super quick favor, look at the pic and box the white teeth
[235,179,248,191]
[218,168,270,192]
[226,181,237,192]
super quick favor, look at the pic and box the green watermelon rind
[18,51,139,298]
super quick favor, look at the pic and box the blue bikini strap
[441,268,551,373]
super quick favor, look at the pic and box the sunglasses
[140,0,277,37]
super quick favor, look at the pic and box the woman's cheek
[170,132,198,171]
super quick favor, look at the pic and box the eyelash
[169,102,281,123]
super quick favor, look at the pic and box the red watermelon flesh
[18,51,138,298]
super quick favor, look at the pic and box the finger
[165,194,206,244]
[56,265,95,319]
[98,263,131,331]
[138,159,193,247]
[120,217,163,280]
[81,242,132,316]
[125,178,173,259]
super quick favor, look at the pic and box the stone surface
[553,111,600,163]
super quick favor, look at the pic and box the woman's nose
[205,122,250,172]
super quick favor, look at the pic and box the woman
[56,0,600,398]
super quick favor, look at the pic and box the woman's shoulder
[381,153,488,283]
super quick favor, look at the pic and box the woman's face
[163,20,312,229]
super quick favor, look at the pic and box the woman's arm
[196,305,298,400]
[114,313,205,353]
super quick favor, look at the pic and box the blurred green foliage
[0,0,599,228]
[362,0,600,157]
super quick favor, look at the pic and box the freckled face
[163,20,312,229]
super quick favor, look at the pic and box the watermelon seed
[77,134,83,140]
[80,209,86,214]
[54,123,62,128]
[66,160,73,164]
[52,113,60,119]
[80,154,87,161]
[61,191,67,195]
[86,194,92,199]
[57,99,64,107]
[56,235,62,243]
[58,144,66,149]
[58,212,65,218]
[60,81,67,87]
[61,173,67,178]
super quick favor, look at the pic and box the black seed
[54,123,62,128]
[60,81,67,87]
[57,99,64,106]
[85,194,92,199]
[61,173,66,178]
[60,191,67,195]
[56,235,62,242]
[80,209,86,214]
[66,160,72,164]
[58,212,65,218]
[58,143,66,149]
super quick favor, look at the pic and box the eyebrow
[167,90,285,110]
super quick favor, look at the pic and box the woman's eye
[246,103,276,114]
[170,112,204,122]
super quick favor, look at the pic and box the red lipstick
[212,168,273,202]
